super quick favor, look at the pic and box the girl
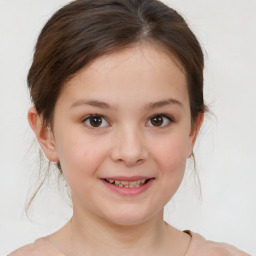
[9,0,251,255]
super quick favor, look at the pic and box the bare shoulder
[7,237,64,256]
[186,232,251,256]
[197,239,251,256]
[8,243,35,256]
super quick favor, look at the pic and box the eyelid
[146,113,174,127]
[81,113,174,129]
[82,114,110,128]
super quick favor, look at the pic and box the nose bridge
[110,122,148,166]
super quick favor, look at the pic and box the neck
[68,206,168,255]
[48,199,190,256]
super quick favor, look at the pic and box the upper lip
[101,176,154,181]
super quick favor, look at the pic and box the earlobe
[28,107,59,162]
[187,113,204,158]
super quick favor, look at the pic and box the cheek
[152,133,189,178]
[147,134,190,206]
[55,131,108,183]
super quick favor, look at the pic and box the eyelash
[82,114,110,129]
[82,113,174,129]
[147,113,174,127]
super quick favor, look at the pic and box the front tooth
[110,179,147,187]
[135,179,146,185]
[120,181,129,185]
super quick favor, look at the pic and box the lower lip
[101,179,154,196]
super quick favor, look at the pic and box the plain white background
[0,0,255,255]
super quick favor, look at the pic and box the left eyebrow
[145,98,183,110]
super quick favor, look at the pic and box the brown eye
[147,114,173,127]
[84,115,109,128]
[89,116,102,127]
[151,116,164,126]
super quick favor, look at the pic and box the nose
[110,126,148,167]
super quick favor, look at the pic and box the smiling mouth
[103,178,153,188]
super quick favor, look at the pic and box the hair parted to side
[27,0,207,209]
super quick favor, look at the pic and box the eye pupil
[90,116,102,127]
[151,116,163,126]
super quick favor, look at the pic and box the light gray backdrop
[0,0,255,255]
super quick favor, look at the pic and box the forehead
[61,43,189,109]
[70,43,185,80]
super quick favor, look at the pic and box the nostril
[110,137,148,166]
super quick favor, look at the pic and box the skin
[28,43,203,256]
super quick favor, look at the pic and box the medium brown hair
[27,0,206,208]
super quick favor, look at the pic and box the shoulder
[186,231,251,256]
[8,237,61,256]
[8,243,35,256]
[197,241,251,256]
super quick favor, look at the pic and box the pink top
[8,230,251,256]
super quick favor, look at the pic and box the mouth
[100,176,155,196]
[103,178,153,188]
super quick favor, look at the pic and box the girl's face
[42,44,201,225]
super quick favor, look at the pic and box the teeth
[106,179,147,188]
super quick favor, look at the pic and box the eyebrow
[71,99,110,109]
[70,98,183,109]
[145,98,183,110]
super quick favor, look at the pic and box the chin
[108,217,150,227]
[101,207,161,227]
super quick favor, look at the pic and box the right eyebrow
[71,99,111,109]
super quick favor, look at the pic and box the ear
[187,113,204,158]
[28,107,59,162]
